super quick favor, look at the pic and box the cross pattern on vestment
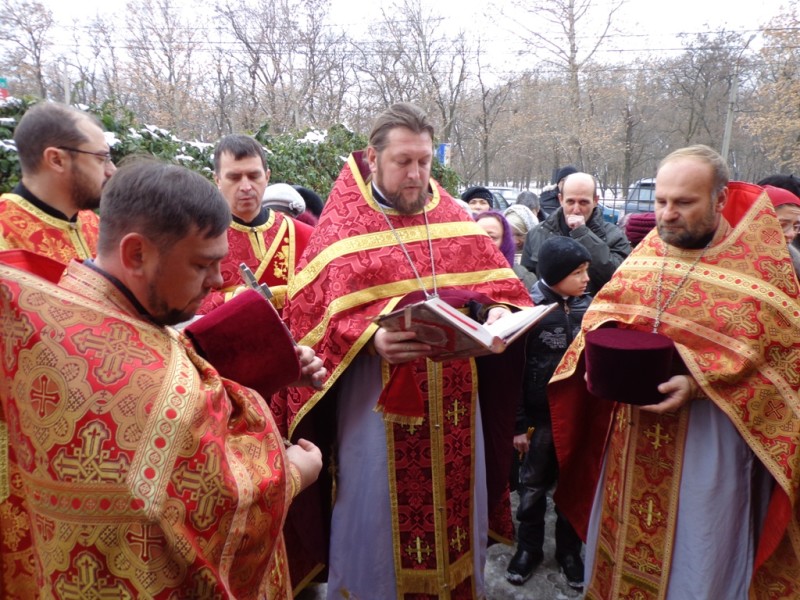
[35,514,55,542]
[0,293,32,365]
[633,497,664,528]
[171,447,225,530]
[627,544,661,576]
[403,423,419,435]
[446,399,466,427]
[55,552,132,599]
[30,373,60,418]
[405,536,433,564]
[52,421,129,483]
[450,526,467,552]
[638,452,674,480]
[126,524,164,561]
[644,423,672,451]
[73,323,153,385]
[765,399,786,420]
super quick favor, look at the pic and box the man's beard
[383,187,428,215]
[70,164,102,211]
[146,275,203,326]
[657,202,718,249]
[374,163,429,215]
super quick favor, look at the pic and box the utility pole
[62,59,70,104]
[721,34,756,167]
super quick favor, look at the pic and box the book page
[483,304,555,341]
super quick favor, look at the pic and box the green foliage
[0,100,462,201]
[259,125,367,199]
[0,96,37,190]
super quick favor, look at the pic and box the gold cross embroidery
[51,421,129,483]
[172,445,227,529]
[0,294,32,365]
[403,422,419,435]
[644,423,672,450]
[633,496,664,528]
[446,399,466,427]
[55,552,132,599]
[405,536,433,564]
[73,323,155,385]
[450,526,467,552]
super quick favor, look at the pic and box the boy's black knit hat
[537,236,591,285]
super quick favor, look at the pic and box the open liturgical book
[376,296,556,360]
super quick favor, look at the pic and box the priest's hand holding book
[372,327,433,364]
[374,298,555,361]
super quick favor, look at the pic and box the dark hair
[475,210,516,267]
[97,158,230,256]
[213,134,267,175]
[369,103,434,153]
[516,190,540,211]
[756,174,800,197]
[14,102,100,174]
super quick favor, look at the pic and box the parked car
[619,178,656,227]
[487,187,521,211]
[599,202,620,224]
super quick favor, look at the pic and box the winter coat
[516,280,592,434]
[519,206,631,295]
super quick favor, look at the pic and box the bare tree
[215,0,348,133]
[351,0,470,141]
[0,0,54,98]
[742,15,800,172]
[498,0,623,167]
[124,0,206,134]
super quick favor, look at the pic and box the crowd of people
[0,100,799,600]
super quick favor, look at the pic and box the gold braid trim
[0,421,7,503]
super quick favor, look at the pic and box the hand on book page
[376,298,556,361]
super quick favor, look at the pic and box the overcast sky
[41,0,793,66]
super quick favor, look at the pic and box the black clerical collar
[232,205,270,227]
[13,182,76,222]
[83,259,157,323]
[372,184,393,208]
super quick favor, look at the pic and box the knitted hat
[504,204,538,234]
[585,328,675,405]
[292,185,324,216]
[555,165,578,184]
[262,183,305,216]
[624,211,656,247]
[537,236,591,285]
[461,186,494,207]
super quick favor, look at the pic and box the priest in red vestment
[549,145,800,600]
[198,134,313,315]
[0,159,322,599]
[0,101,116,598]
[0,101,115,265]
[283,103,533,599]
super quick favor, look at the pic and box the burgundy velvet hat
[585,328,675,405]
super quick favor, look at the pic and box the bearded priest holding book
[283,103,534,599]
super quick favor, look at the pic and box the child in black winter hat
[507,236,592,590]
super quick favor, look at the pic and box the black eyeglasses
[58,146,113,164]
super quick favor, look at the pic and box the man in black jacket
[520,172,630,294]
